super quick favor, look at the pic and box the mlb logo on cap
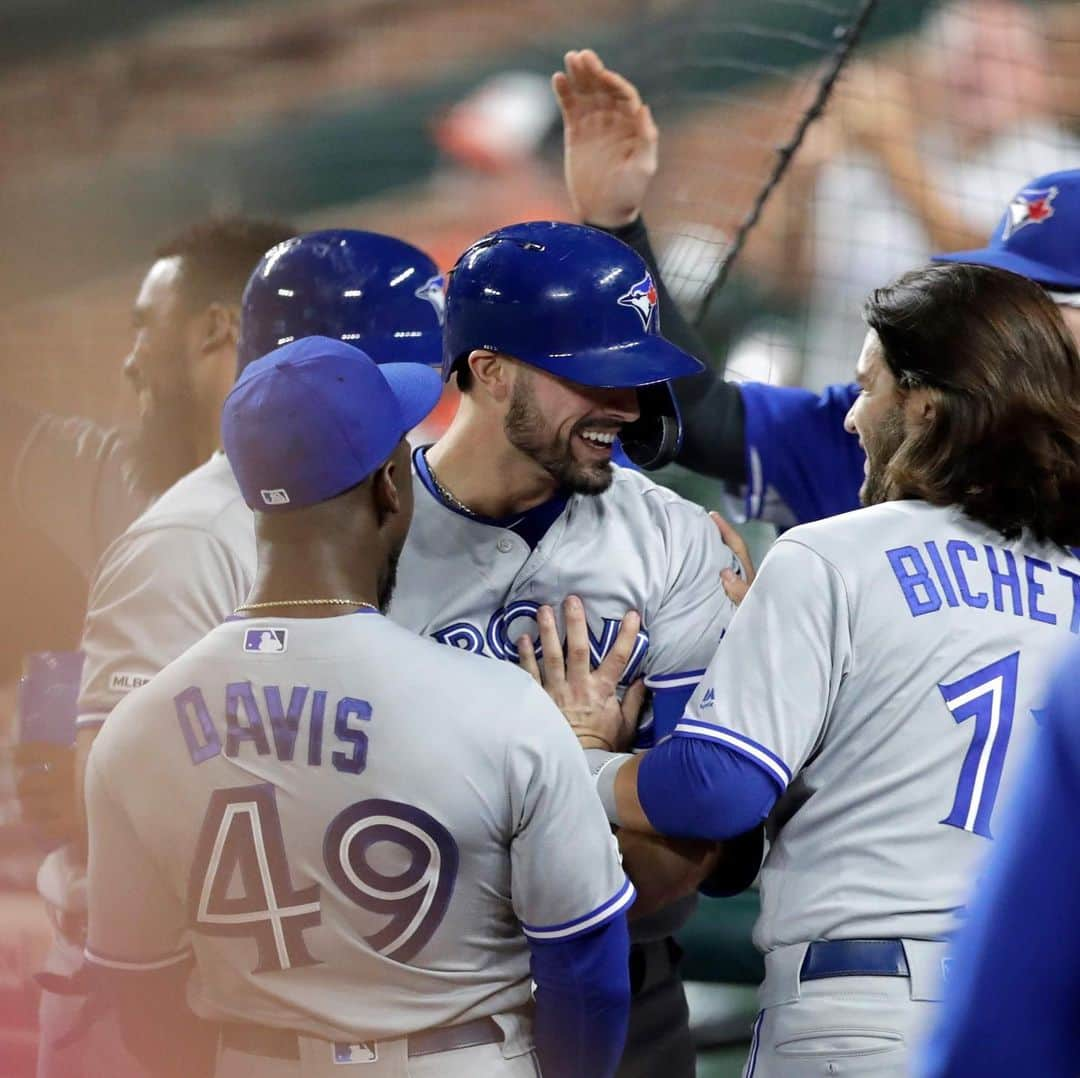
[244,628,287,653]
[222,336,443,513]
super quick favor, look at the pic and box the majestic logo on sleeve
[1002,186,1057,241]
[617,273,658,329]
[415,275,446,325]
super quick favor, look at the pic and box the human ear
[468,350,511,403]
[198,303,239,355]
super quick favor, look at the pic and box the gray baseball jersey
[391,448,739,749]
[13,413,147,578]
[390,449,739,941]
[680,500,1080,953]
[76,452,255,733]
[84,612,632,1041]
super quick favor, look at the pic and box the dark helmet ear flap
[620,383,683,470]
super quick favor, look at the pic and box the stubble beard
[859,405,907,507]
[129,371,202,497]
[503,375,615,496]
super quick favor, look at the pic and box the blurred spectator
[799,0,1080,388]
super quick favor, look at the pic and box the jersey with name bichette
[84,612,631,1041]
[680,499,1080,953]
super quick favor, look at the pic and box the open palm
[553,49,659,229]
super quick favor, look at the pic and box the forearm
[600,217,746,482]
[530,917,631,1078]
[618,829,724,918]
[875,143,985,253]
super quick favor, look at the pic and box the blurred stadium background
[0,1,1077,1073]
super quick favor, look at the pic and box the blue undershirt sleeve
[638,736,781,842]
[740,381,863,524]
[528,914,631,1078]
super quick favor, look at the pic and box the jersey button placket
[496,536,514,554]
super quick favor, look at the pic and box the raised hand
[518,594,646,751]
[552,49,659,229]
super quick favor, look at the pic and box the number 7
[939,651,1020,840]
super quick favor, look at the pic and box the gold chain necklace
[424,450,477,516]
[234,598,378,613]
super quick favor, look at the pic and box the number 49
[188,784,459,973]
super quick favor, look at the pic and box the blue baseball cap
[932,169,1080,295]
[222,335,442,511]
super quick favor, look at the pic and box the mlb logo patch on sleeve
[243,628,287,653]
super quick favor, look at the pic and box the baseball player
[60,229,445,1074]
[387,220,748,1078]
[553,49,863,525]
[572,262,1080,1076]
[83,337,633,1078]
[932,168,1080,345]
[553,55,1080,527]
[27,216,297,1078]
[4,218,296,579]
[920,642,1080,1077]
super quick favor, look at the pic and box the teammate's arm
[555,48,865,524]
[5,400,147,577]
[509,683,635,1078]
[84,747,215,1078]
[600,539,852,846]
[73,524,248,856]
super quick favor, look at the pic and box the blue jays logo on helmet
[617,272,658,329]
[414,274,446,326]
[1002,185,1057,241]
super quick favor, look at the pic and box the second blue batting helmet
[443,221,704,469]
[237,229,445,374]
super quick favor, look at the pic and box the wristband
[584,749,633,826]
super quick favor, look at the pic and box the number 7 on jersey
[939,651,1020,840]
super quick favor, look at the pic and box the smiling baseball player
[83,337,634,1078]
[388,220,743,1078]
[575,262,1080,1076]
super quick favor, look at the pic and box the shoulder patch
[109,672,152,693]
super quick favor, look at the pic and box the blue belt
[800,939,910,982]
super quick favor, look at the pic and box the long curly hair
[864,263,1080,546]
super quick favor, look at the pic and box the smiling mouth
[576,429,618,453]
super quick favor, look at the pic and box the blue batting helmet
[442,221,704,468]
[237,229,445,374]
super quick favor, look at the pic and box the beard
[503,374,616,496]
[377,544,402,613]
[128,375,201,497]
[859,404,907,507]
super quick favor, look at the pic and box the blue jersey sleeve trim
[522,877,636,942]
[640,669,706,749]
[644,668,707,689]
[740,381,863,525]
[84,946,192,972]
[674,719,791,791]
